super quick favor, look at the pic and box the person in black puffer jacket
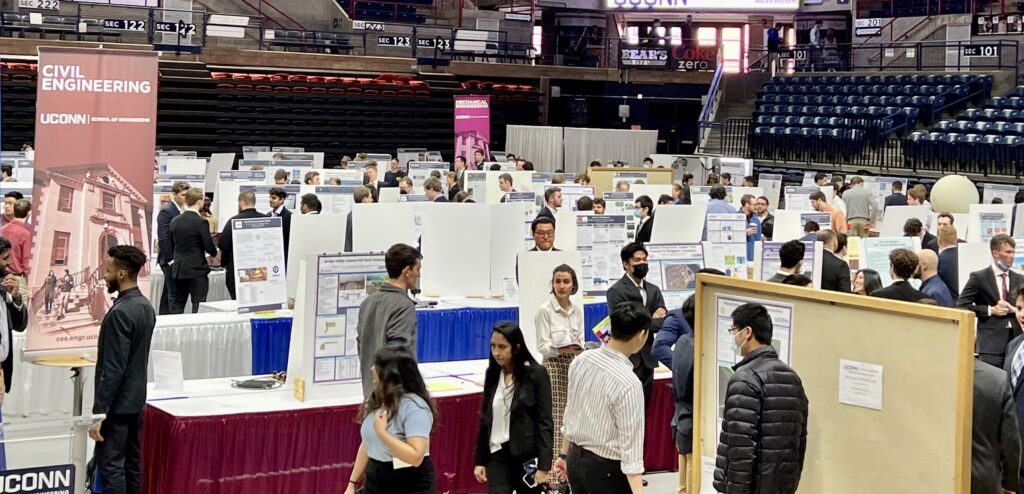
[714,302,808,494]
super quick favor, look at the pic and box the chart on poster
[312,253,389,384]
[576,215,628,295]
[645,243,704,310]
[232,217,288,313]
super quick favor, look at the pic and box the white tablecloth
[150,269,230,310]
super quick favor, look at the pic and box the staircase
[700,100,755,156]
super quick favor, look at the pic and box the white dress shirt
[628,275,647,306]
[562,345,645,475]
[535,295,584,358]
[0,292,21,362]
[489,370,513,453]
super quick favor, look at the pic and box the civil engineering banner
[25,47,158,358]
[454,95,491,170]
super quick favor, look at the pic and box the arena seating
[335,0,430,23]
[266,30,356,54]
[904,84,1024,176]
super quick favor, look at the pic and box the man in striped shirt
[553,301,650,494]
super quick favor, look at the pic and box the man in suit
[0,236,27,416]
[1005,285,1024,492]
[633,195,654,244]
[606,242,666,407]
[960,234,1024,368]
[927,212,955,252]
[345,187,374,253]
[872,248,930,303]
[89,245,156,494]
[169,188,218,314]
[423,177,447,202]
[445,172,462,202]
[903,217,936,254]
[536,187,562,223]
[974,355,1020,494]
[937,225,960,299]
[884,180,907,211]
[767,240,805,283]
[916,249,954,307]
[498,173,515,203]
[218,191,263,300]
[266,187,292,263]
[453,156,468,189]
[363,162,385,202]
[156,181,189,315]
[515,217,560,282]
[817,230,851,293]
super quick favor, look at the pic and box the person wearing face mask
[356,243,423,399]
[607,242,667,407]
[535,265,583,475]
[714,302,808,494]
[959,234,1024,368]
[633,195,654,244]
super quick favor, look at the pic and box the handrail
[238,0,304,31]
[853,17,899,48]
[258,0,306,31]
[698,62,724,124]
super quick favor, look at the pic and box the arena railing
[773,40,1020,79]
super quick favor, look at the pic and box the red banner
[25,47,158,357]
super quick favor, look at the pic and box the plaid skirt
[543,352,576,468]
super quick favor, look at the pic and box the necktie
[1001,273,1009,302]
[1013,346,1024,388]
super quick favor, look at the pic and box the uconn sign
[606,0,799,10]
[0,465,74,494]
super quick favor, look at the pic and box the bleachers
[335,0,431,24]
[266,30,356,54]
[904,84,1024,176]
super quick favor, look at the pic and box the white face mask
[729,329,745,355]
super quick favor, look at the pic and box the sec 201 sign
[607,0,799,10]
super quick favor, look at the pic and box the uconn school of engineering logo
[0,465,74,494]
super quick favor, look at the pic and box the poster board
[981,183,1018,205]
[481,170,535,204]
[240,184,300,215]
[728,186,764,210]
[783,186,818,212]
[518,251,584,362]
[575,214,628,295]
[420,204,492,296]
[957,242,993,293]
[631,184,673,203]
[287,214,347,298]
[651,205,706,243]
[757,174,783,214]
[351,202,423,252]
[492,203,531,294]
[693,274,972,494]
[231,217,289,313]
[771,209,802,242]
[862,236,922,287]
[753,240,824,288]
[587,166,674,196]
[967,203,1013,243]
[645,243,704,310]
[206,153,236,193]
[878,205,933,237]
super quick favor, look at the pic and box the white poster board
[701,241,749,278]
[645,242,705,310]
[982,183,1018,205]
[771,210,802,242]
[206,153,236,193]
[753,240,824,288]
[718,157,752,181]
[408,162,450,187]
[165,158,207,175]
[862,236,921,287]
[958,242,992,293]
[968,203,1014,243]
[420,204,492,296]
[729,187,764,210]
[757,173,783,214]
[351,202,423,252]
[304,186,357,216]
[240,184,300,215]
[783,186,819,212]
[576,214,629,295]
[650,205,706,243]
[878,205,933,237]
[492,202,532,293]
[287,213,347,298]
[231,217,289,313]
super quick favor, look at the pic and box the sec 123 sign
[377,35,450,50]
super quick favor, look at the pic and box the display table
[149,269,230,309]
[141,364,677,494]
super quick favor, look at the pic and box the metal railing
[728,117,906,169]
[856,0,974,18]
[697,62,725,154]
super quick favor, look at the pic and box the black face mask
[632,263,649,280]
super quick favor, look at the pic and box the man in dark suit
[1004,287,1024,493]
[767,240,805,283]
[536,187,563,223]
[345,187,374,253]
[266,187,292,263]
[606,242,666,407]
[973,355,1020,494]
[423,177,448,202]
[903,217,936,254]
[634,195,654,244]
[89,245,156,494]
[169,188,218,314]
[872,248,930,303]
[927,212,956,252]
[0,236,27,404]
[883,180,907,211]
[446,172,462,202]
[817,230,851,293]
[155,181,189,315]
[959,234,1024,368]
[937,225,960,299]
[218,190,263,300]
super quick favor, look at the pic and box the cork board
[693,274,973,494]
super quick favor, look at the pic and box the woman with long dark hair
[854,269,883,296]
[346,346,437,494]
[473,322,553,493]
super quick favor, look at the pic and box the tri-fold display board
[693,275,973,493]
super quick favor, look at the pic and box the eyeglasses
[728,325,746,334]
[534,230,554,237]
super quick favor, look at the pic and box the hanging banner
[454,95,491,171]
[25,47,158,359]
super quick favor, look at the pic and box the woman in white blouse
[534,264,584,472]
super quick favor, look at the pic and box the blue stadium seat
[799,116,814,127]
[952,121,972,133]
[879,96,895,106]
[848,96,864,106]
[827,117,845,127]
[981,109,999,121]
[962,108,981,121]
[991,122,1010,135]
[1000,109,1018,121]
[931,120,952,132]
[864,96,880,107]
[813,116,829,127]
[784,116,801,126]
[1011,123,1024,136]
[973,121,992,133]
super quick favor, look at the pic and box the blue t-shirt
[360,394,433,462]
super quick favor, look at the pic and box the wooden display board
[587,167,674,196]
[693,275,973,493]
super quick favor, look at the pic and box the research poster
[979,211,1011,243]
[784,186,819,212]
[704,243,748,278]
[757,173,782,214]
[982,183,1018,205]
[240,163,311,184]
[690,186,711,206]
[706,213,747,243]
[464,171,488,203]
[454,95,491,169]
[602,192,638,235]
[26,47,158,357]
[240,184,300,214]
[862,237,916,286]
[316,186,356,215]
[232,217,288,314]
[714,294,794,436]
[645,243,704,310]
[576,215,629,295]
[312,253,389,384]
[1012,239,1024,274]
[506,192,539,250]
[759,241,816,281]
[219,170,267,183]
[320,169,364,186]
[801,171,830,186]
[800,212,832,231]
[408,161,450,187]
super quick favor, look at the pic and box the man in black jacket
[266,187,292,263]
[972,356,1020,494]
[871,248,930,303]
[715,302,808,494]
[218,190,263,300]
[0,236,27,402]
[155,181,189,315]
[89,245,156,494]
[959,234,1024,367]
[607,242,666,406]
[633,195,654,244]
[817,230,851,293]
[169,188,218,314]
[883,180,907,211]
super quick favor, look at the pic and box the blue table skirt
[248,303,611,373]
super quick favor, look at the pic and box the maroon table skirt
[141,377,677,494]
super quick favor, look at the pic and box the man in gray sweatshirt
[357,243,422,398]
[842,176,878,238]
